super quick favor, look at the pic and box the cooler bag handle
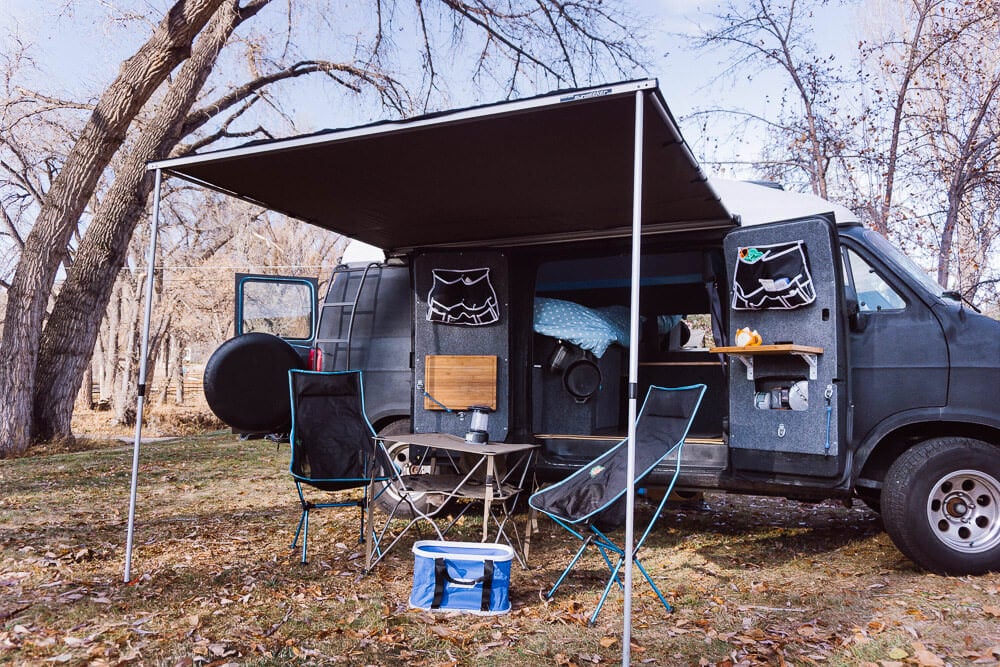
[432,558,495,612]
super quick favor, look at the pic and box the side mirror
[846,297,868,333]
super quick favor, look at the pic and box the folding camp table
[368,433,537,569]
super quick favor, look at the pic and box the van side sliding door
[721,217,849,480]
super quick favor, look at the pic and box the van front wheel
[882,437,1000,575]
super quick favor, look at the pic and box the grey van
[162,80,1000,576]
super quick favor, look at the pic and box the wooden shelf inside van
[709,344,823,380]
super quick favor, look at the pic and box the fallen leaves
[4,436,1000,666]
[910,642,946,667]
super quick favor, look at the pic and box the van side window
[844,248,906,312]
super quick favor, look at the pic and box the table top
[380,432,538,456]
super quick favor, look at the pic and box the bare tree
[689,0,847,197]
[0,0,226,456]
[915,3,999,291]
[856,0,993,235]
[31,0,279,441]
[686,0,1000,312]
[858,0,999,296]
[1,0,645,453]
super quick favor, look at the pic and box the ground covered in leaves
[2,433,999,666]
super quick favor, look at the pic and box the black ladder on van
[316,263,380,370]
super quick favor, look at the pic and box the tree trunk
[159,334,172,405]
[113,277,142,425]
[0,0,225,456]
[32,1,263,444]
[102,286,123,407]
[171,334,186,405]
[77,364,94,412]
[937,186,963,288]
[175,342,185,405]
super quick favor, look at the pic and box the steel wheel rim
[926,468,1000,554]
[381,440,430,505]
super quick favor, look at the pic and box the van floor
[534,431,724,445]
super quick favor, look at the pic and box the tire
[203,333,304,433]
[882,437,1000,575]
[372,419,448,518]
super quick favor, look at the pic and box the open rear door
[720,217,848,479]
[235,273,319,364]
[411,250,510,442]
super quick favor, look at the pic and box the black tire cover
[563,358,602,401]
[203,332,305,432]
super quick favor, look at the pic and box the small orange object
[735,327,762,347]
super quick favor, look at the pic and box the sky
[0,0,863,184]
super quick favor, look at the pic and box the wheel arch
[853,412,1000,492]
[371,414,412,435]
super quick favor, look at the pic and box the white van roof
[710,178,859,227]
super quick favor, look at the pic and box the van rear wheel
[882,437,1000,575]
[372,419,447,518]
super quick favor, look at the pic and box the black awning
[152,80,733,251]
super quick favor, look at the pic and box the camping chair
[287,369,389,565]
[529,383,706,623]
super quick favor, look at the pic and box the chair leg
[365,491,376,573]
[634,558,672,613]
[547,534,594,600]
[591,556,626,625]
[300,508,310,564]
[291,508,307,551]
[592,544,623,590]
[523,507,538,562]
[357,501,366,544]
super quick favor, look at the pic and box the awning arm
[622,87,645,667]
[124,168,163,583]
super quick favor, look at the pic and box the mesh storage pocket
[732,241,816,310]
[426,267,500,326]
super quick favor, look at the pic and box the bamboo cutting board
[423,355,497,411]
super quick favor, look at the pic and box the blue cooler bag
[410,541,514,614]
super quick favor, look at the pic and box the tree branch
[181,60,408,139]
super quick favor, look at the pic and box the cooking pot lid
[563,359,602,400]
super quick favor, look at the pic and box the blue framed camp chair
[288,369,390,565]
[529,384,706,623]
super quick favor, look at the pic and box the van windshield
[863,230,954,301]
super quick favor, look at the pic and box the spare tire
[203,332,305,433]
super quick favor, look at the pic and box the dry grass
[70,400,226,443]
[2,432,999,666]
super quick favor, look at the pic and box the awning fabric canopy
[150,79,734,251]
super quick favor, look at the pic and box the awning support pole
[124,168,163,583]
[622,89,644,667]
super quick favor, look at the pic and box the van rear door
[720,217,849,480]
[235,273,319,365]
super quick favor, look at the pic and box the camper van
[165,80,1000,577]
